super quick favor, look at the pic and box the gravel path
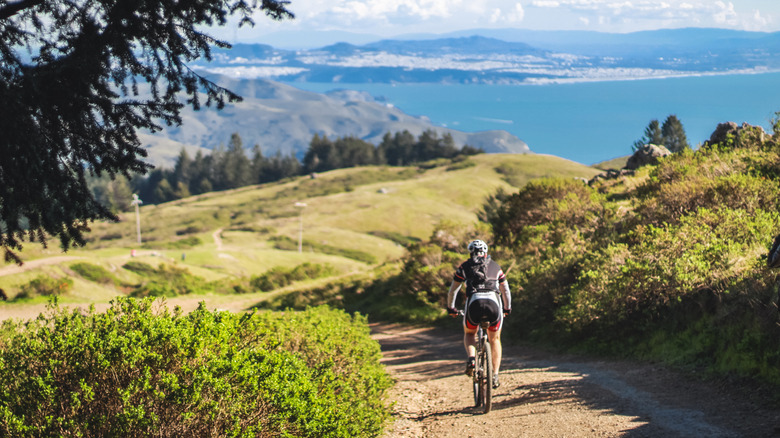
[372,323,780,438]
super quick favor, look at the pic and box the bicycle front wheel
[483,339,493,414]
[473,373,481,407]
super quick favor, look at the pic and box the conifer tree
[304,134,341,173]
[661,114,690,153]
[0,0,293,262]
[189,151,213,195]
[223,133,253,189]
[172,149,193,190]
[378,131,415,166]
[633,119,664,151]
[336,136,378,168]
[251,145,267,184]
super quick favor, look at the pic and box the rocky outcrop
[586,144,668,186]
[587,168,634,186]
[706,122,767,147]
[624,144,671,170]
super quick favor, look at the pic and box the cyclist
[447,239,512,389]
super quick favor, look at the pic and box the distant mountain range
[144,28,778,167]
[193,28,780,84]
[139,77,530,168]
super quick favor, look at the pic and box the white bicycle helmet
[467,239,488,256]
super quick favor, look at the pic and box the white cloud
[490,3,526,23]
[744,8,771,31]
[329,0,459,22]
[524,0,778,31]
[712,1,738,26]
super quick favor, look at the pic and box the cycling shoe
[465,357,475,377]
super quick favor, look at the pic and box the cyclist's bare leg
[464,325,478,358]
[487,328,502,375]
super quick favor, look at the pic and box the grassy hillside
[0,153,600,319]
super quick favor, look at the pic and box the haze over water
[287,72,780,165]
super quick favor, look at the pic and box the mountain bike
[460,311,493,414]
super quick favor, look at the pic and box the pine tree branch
[0,0,43,20]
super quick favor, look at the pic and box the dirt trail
[372,323,780,438]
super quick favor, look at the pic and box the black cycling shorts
[466,296,501,327]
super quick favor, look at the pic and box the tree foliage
[126,130,482,205]
[661,114,690,153]
[632,119,663,151]
[633,115,690,153]
[0,0,293,263]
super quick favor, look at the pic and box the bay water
[285,72,780,165]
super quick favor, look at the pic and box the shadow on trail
[491,378,579,411]
[488,363,735,437]
[373,324,464,380]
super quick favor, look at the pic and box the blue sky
[221,0,780,42]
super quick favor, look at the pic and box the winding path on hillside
[213,228,224,251]
[371,323,780,437]
[0,256,85,278]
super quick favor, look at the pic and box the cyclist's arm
[499,280,511,312]
[447,281,462,309]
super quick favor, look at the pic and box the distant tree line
[633,114,690,153]
[90,130,482,209]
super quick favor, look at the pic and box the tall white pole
[131,194,143,244]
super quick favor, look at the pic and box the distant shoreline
[520,67,780,86]
[196,65,780,86]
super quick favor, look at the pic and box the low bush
[14,276,73,300]
[175,225,202,235]
[70,262,117,285]
[250,262,337,292]
[123,262,213,297]
[122,260,157,276]
[0,299,392,437]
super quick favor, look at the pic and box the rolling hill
[0,153,599,319]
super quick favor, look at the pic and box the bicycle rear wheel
[483,340,493,414]
[473,374,481,407]
[472,326,483,407]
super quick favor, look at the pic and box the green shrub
[0,299,391,437]
[250,262,337,292]
[131,265,212,297]
[123,262,213,297]
[14,276,73,300]
[167,236,202,249]
[122,260,157,276]
[446,157,476,171]
[70,262,117,285]
[491,177,610,255]
[562,207,780,330]
[175,225,202,235]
